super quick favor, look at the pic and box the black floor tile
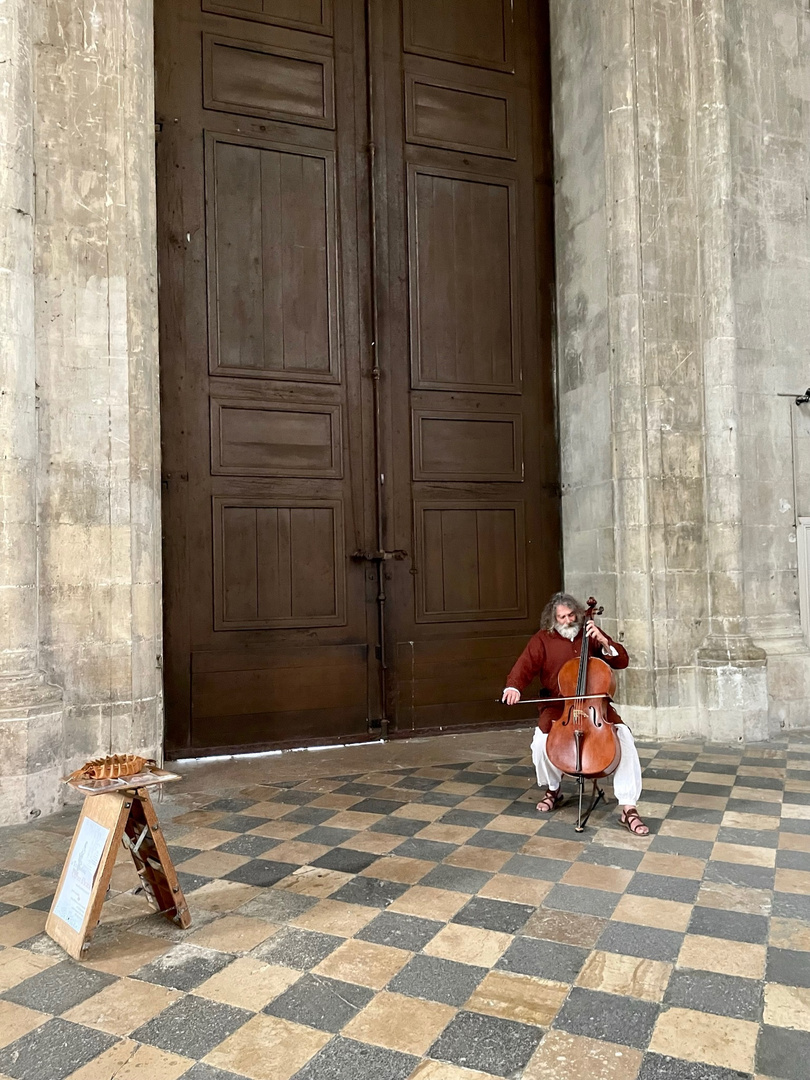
[553,986,659,1048]
[681,782,735,797]
[311,849,380,874]
[499,800,544,819]
[781,818,810,835]
[438,810,497,830]
[207,798,254,813]
[180,1063,249,1080]
[648,835,714,859]
[282,807,337,826]
[736,776,783,790]
[274,790,319,805]
[578,845,645,870]
[238,889,318,923]
[703,862,775,891]
[496,936,589,982]
[334,783,385,797]
[131,996,252,1060]
[428,1010,542,1075]
[692,763,739,775]
[626,873,701,904]
[452,896,533,934]
[0,870,25,888]
[133,944,234,991]
[253,927,343,970]
[666,806,725,824]
[772,892,810,921]
[223,859,298,887]
[766,946,810,988]
[639,1052,753,1079]
[392,838,457,862]
[167,845,205,864]
[292,1036,418,1080]
[177,872,212,893]
[775,848,810,870]
[26,893,55,912]
[465,829,527,852]
[715,827,779,848]
[208,814,271,833]
[726,799,782,817]
[392,776,442,791]
[663,968,762,1021]
[349,799,406,816]
[417,791,465,807]
[388,955,487,1006]
[330,876,410,909]
[0,1018,116,1080]
[417,865,492,895]
[501,854,569,881]
[215,834,280,858]
[0,960,116,1014]
[688,907,768,944]
[356,911,443,951]
[756,1024,810,1080]
[597,922,685,962]
[180,1064,250,1080]
[543,884,621,917]
[296,826,358,847]
[367,817,424,837]
[264,973,373,1032]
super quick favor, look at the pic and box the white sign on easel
[52,817,110,932]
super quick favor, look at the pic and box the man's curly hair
[540,592,585,631]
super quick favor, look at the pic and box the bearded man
[502,592,648,836]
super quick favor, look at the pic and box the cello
[545,597,621,829]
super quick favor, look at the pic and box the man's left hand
[585,619,610,648]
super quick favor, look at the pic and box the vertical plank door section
[156,0,558,754]
[157,0,379,755]
[376,0,560,733]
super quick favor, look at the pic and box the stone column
[692,0,768,740]
[0,0,64,826]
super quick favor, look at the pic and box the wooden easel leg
[122,789,191,928]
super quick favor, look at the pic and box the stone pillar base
[696,636,769,742]
[0,678,64,826]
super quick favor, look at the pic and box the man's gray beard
[555,622,580,641]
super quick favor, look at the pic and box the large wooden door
[373,0,559,734]
[156,0,558,757]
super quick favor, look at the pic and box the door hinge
[352,549,408,562]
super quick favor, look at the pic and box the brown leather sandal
[620,807,649,835]
[536,789,564,813]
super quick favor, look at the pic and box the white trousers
[531,724,643,806]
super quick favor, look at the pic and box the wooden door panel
[403,0,514,72]
[411,410,522,482]
[203,34,335,127]
[202,0,333,35]
[205,134,339,381]
[404,73,516,159]
[211,398,342,477]
[408,165,518,391]
[415,503,527,622]
[213,497,345,629]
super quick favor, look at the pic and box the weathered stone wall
[550,0,807,738]
[0,0,161,825]
[33,0,162,777]
[727,0,810,729]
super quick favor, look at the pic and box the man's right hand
[502,688,521,705]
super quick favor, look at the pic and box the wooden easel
[46,782,191,960]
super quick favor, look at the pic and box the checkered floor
[1,733,810,1080]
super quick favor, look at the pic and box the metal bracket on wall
[777,388,810,531]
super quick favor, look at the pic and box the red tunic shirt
[506,627,629,733]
